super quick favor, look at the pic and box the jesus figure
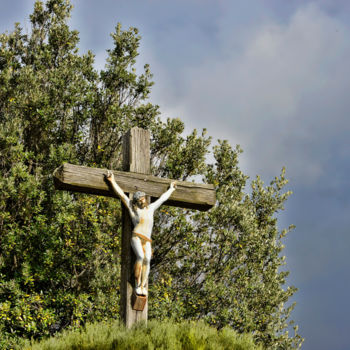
[106,171,176,296]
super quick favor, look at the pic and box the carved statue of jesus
[106,171,176,296]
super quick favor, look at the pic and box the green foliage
[0,1,302,349]
[24,319,262,350]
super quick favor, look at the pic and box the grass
[23,319,262,350]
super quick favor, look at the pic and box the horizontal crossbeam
[53,163,215,211]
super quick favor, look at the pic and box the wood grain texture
[53,163,215,211]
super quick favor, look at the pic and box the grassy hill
[23,319,262,350]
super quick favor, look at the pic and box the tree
[0,1,303,348]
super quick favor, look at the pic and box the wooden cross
[53,127,215,327]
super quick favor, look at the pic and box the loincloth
[132,232,152,255]
[133,232,152,243]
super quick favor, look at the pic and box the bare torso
[131,206,155,238]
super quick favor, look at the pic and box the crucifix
[53,127,215,328]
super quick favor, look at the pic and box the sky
[1,1,350,349]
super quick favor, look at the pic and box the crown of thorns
[133,191,146,201]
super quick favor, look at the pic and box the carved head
[133,191,148,208]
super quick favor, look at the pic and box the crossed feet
[135,285,148,296]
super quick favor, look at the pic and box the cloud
[151,4,350,187]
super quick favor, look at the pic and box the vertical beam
[120,127,150,328]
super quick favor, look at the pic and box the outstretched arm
[149,181,176,211]
[105,171,132,211]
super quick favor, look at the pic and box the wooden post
[120,127,150,327]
